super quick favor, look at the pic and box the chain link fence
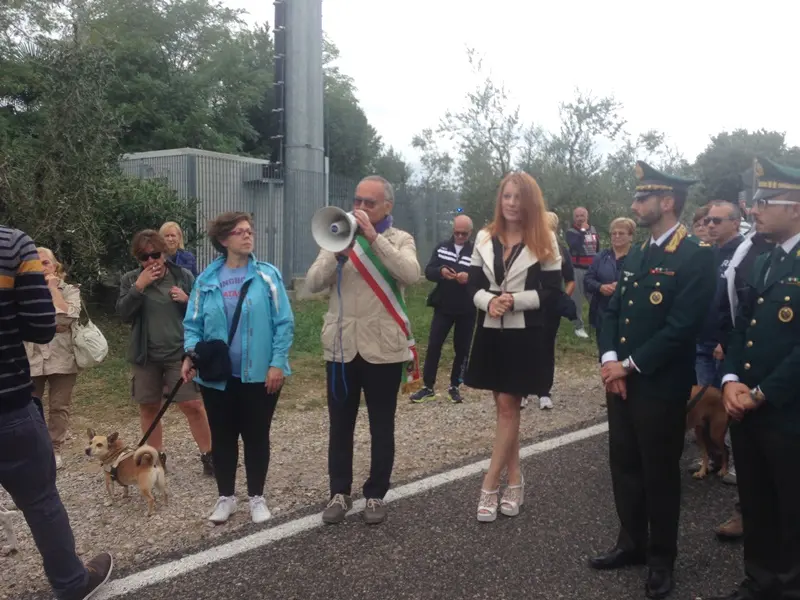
[120,148,463,282]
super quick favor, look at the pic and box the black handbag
[192,278,253,382]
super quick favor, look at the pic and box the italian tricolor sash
[348,236,422,393]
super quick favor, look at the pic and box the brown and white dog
[686,384,730,479]
[85,429,168,516]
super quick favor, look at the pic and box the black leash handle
[137,376,185,448]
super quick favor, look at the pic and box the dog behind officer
[411,214,475,404]
[592,161,715,599]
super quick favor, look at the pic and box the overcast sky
[227,0,799,166]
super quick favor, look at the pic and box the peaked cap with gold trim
[753,156,800,201]
[633,160,700,199]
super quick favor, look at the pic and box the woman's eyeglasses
[137,251,162,262]
[229,228,254,238]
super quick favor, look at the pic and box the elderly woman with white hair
[160,221,198,276]
[23,247,82,469]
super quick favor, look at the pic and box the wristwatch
[621,358,632,372]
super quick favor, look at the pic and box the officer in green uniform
[589,161,716,599]
[706,157,800,600]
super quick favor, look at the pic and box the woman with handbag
[181,212,295,525]
[23,248,81,470]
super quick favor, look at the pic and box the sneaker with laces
[539,396,553,410]
[208,496,237,524]
[249,496,272,524]
[448,386,463,404]
[363,498,387,525]
[410,386,435,403]
[79,551,114,599]
[322,493,352,524]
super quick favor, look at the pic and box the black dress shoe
[588,546,646,570]
[645,567,674,599]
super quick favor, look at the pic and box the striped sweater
[0,226,56,412]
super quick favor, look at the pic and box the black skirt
[463,312,549,396]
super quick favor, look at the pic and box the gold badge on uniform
[650,291,663,305]
[779,306,794,323]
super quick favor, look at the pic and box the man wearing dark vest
[566,206,598,339]
[704,157,800,600]
[590,162,715,599]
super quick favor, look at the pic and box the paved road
[30,423,744,600]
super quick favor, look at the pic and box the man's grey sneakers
[322,493,353,524]
[80,551,114,599]
[410,386,435,403]
[448,386,463,404]
[363,498,387,525]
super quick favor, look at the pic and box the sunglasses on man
[137,251,162,262]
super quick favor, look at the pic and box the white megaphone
[311,206,359,253]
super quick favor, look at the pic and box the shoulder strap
[228,278,253,344]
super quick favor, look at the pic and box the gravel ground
[0,364,605,599]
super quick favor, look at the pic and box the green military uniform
[598,161,716,574]
[716,157,800,599]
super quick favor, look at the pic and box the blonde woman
[160,221,197,276]
[24,248,82,469]
[464,171,563,522]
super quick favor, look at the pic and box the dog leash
[685,384,709,415]
[137,377,185,448]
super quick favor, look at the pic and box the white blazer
[470,229,562,330]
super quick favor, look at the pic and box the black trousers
[422,310,475,389]
[200,378,280,497]
[326,354,403,499]
[606,376,687,569]
[533,316,561,397]
[731,419,800,598]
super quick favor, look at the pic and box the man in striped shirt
[0,226,113,599]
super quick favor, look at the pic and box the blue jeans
[695,343,721,387]
[0,399,88,599]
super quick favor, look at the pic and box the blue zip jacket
[183,255,294,391]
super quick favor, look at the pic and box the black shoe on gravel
[448,386,463,403]
[80,551,114,599]
[410,387,435,403]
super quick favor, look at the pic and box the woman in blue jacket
[181,211,294,525]
[583,217,635,350]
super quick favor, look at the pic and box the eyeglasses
[353,196,378,209]
[229,228,254,237]
[703,216,735,226]
[137,251,162,262]
[754,198,799,209]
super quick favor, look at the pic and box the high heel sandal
[477,488,500,522]
[500,476,524,517]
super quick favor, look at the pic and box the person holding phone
[410,214,475,404]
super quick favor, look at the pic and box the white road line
[94,421,609,599]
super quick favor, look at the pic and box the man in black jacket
[410,215,475,404]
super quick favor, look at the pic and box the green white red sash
[348,236,422,393]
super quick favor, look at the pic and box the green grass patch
[74,282,598,419]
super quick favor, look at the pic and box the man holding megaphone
[305,175,422,527]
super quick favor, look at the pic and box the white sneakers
[249,496,272,524]
[539,396,553,410]
[54,453,63,470]
[208,495,272,524]
[575,328,589,339]
[209,496,237,524]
